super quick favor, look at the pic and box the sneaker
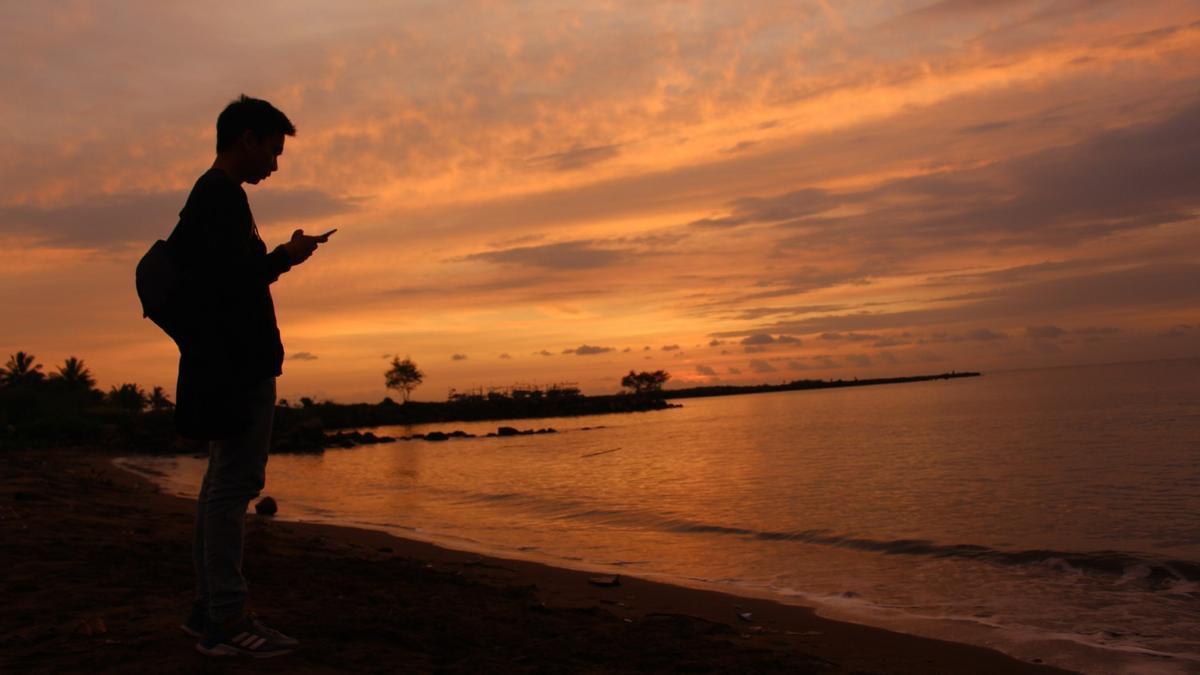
[195,613,298,658]
[244,612,299,648]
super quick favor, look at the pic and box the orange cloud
[3,2,1199,400]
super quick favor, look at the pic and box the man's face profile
[243,132,284,184]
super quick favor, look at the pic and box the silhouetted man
[169,94,330,657]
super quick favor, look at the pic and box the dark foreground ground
[0,448,1071,674]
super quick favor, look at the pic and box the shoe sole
[195,642,295,658]
[183,623,297,648]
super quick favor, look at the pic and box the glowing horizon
[2,1,1198,402]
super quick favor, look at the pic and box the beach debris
[255,496,278,515]
[737,612,754,622]
[497,426,520,436]
[424,431,449,441]
[588,575,621,587]
[581,448,621,458]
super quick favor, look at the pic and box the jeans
[192,377,276,626]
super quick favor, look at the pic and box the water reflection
[123,359,1200,671]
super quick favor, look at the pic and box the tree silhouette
[149,386,174,411]
[55,356,95,389]
[621,369,670,395]
[2,351,44,386]
[107,383,148,413]
[385,356,424,403]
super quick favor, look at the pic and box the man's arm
[280,229,331,267]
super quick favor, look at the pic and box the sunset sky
[2,1,1198,402]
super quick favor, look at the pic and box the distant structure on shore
[448,382,581,403]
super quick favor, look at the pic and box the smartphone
[317,228,338,240]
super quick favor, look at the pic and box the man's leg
[197,377,276,627]
[187,465,215,633]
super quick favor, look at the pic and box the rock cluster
[324,430,396,448]
[398,427,557,442]
[275,425,559,453]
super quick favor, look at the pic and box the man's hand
[282,229,332,265]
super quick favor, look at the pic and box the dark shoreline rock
[285,425,563,452]
[255,496,277,515]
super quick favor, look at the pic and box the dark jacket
[167,169,292,439]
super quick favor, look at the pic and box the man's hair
[216,94,296,152]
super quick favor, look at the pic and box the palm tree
[56,357,96,389]
[107,383,148,413]
[149,386,174,411]
[1,351,44,386]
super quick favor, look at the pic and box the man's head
[215,95,296,184]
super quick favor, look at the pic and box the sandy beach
[0,447,1071,674]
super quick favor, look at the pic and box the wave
[433,484,1200,588]
[660,521,1200,588]
[419,483,1200,588]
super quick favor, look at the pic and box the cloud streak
[0,187,358,247]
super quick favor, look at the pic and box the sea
[119,358,1200,674]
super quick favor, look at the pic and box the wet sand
[0,447,1072,673]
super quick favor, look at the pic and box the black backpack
[135,239,187,345]
[136,239,252,440]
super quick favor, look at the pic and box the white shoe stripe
[233,632,249,643]
[250,636,266,650]
[239,634,258,647]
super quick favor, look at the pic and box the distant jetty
[660,371,981,400]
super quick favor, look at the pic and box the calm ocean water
[122,359,1200,674]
